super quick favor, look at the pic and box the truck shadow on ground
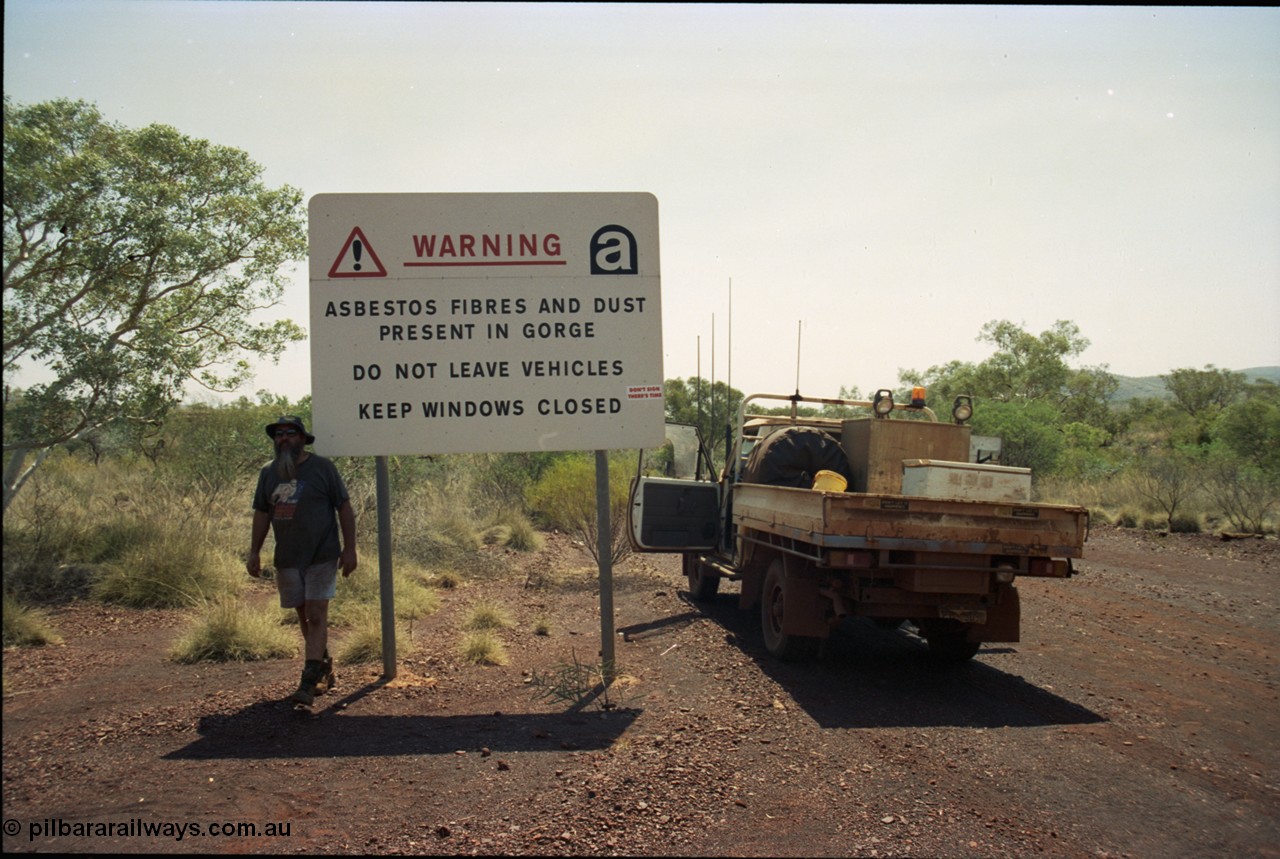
[166,696,638,761]
[688,590,1106,731]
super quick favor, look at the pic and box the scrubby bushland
[4,323,1276,641]
[524,451,635,565]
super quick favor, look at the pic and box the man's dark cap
[265,415,315,444]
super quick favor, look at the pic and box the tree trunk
[3,446,51,514]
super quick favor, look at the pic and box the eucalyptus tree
[3,97,306,510]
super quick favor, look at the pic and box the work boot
[290,659,324,706]
[315,652,336,695]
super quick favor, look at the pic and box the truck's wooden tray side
[732,483,1088,558]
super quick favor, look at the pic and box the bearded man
[247,415,358,706]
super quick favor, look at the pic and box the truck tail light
[1027,558,1071,578]
[828,550,874,569]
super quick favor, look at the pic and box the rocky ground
[3,525,1278,856]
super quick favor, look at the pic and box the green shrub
[3,560,99,604]
[463,599,513,631]
[169,595,296,663]
[336,608,409,664]
[92,533,240,608]
[479,509,543,552]
[390,483,483,564]
[329,556,442,626]
[460,629,508,665]
[1114,509,1140,528]
[1169,514,1202,534]
[525,452,634,565]
[2,594,64,647]
[500,511,543,552]
[429,569,462,589]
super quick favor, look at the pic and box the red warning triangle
[328,227,387,278]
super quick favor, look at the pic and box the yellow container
[811,470,848,493]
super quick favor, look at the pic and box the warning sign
[308,192,664,457]
[328,227,387,278]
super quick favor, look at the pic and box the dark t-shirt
[252,454,350,570]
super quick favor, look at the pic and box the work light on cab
[872,389,895,417]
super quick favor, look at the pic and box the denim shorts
[276,559,339,608]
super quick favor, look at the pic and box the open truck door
[628,423,719,553]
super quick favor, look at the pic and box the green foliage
[903,320,1114,412]
[1163,365,1248,419]
[1160,365,1248,445]
[663,377,743,472]
[525,451,634,565]
[1056,421,1115,481]
[1202,448,1278,533]
[157,398,303,509]
[481,507,543,552]
[91,530,240,608]
[460,629,508,666]
[168,595,296,663]
[1128,449,1201,532]
[465,452,562,511]
[328,556,442,627]
[463,599,514,631]
[527,651,639,711]
[3,96,307,511]
[1213,380,1280,478]
[3,451,256,606]
[499,513,543,552]
[430,570,462,589]
[2,593,63,647]
[337,607,409,664]
[352,468,486,566]
[900,320,1118,475]
[971,400,1063,474]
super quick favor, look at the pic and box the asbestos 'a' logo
[589,225,638,275]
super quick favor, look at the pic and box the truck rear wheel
[684,553,720,602]
[760,558,821,661]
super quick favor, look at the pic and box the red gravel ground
[3,526,1278,856]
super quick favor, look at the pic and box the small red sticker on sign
[627,385,664,400]
[328,227,387,278]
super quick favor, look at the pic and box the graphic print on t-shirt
[270,481,304,520]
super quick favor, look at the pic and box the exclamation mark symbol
[352,239,363,271]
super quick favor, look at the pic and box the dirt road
[3,526,1278,856]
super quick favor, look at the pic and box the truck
[627,389,1089,662]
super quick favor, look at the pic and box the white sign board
[308,193,664,455]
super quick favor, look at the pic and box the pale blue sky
[6,2,1279,401]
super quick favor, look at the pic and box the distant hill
[1110,366,1280,403]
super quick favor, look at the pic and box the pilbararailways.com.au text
[9,817,291,842]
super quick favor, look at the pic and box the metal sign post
[595,450,616,682]
[376,455,396,679]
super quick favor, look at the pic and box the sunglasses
[274,429,300,438]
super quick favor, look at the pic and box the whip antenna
[795,320,803,396]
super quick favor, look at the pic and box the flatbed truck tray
[731,483,1088,559]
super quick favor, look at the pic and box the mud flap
[780,559,831,638]
[967,583,1020,642]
